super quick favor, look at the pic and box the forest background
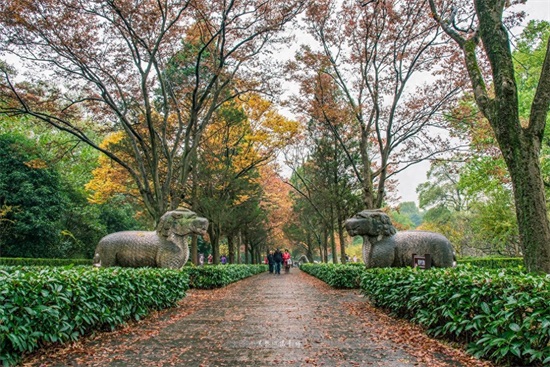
[0,0,549,268]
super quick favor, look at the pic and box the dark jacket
[273,250,283,263]
[267,253,275,265]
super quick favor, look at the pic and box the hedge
[185,264,268,289]
[0,257,93,266]
[0,263,268,366]
[0,266,189,367]
[300,263,363,288]
[360,266,550,366]
[457,257,524,269]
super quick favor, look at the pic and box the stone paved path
[24,269,492,367]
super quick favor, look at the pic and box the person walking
[207,254,213,265]
[199,253,204,266]
[221,255,227,265]
[282,249,291,274]
[267,250,275,274]
[273,248,283,275]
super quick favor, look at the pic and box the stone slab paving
[24,269,492,367]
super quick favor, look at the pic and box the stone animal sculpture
[345,210,454,268]
[93,208,209,269]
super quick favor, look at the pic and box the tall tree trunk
[228,235,235,264]
[190,235,198,265]
[322,227,329,262]
[359,124,375,209]
[473,0,550,273]
[429,0,550,273]
[208,224,220,265]
[504,142,550,272]
[245,241,250,264]
[237,230,242,264]
[190,140,199,265]
[329,207,338,264]
[306,232,314,262]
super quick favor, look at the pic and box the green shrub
[0,266,189,367]
[0,257,93,266]
[360,266,550,366]
[457,257,524,269]
[185,264,267,289]
[301,263,363,288]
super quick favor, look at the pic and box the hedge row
[0,264,267,366]
[185,264,268,289]
[0,257,93,266]
[457,257,524,269]
[301,263,550,366]
[360,267,550,366]
[0,266,189,367]
[300,263,362,288]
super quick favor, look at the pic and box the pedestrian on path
[273,248,283,275]
[267,250,275,274]
[283,249,291,274]
[221,255,227,265]
[199,253,204,266]
[207,254,213,265]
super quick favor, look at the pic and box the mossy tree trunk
[429,0,550,273]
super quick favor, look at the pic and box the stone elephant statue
[93,208,209,269]
[345,210,454,268]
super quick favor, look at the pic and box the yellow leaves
[201,93,300,179]
[85,160,132,204]
[99,131,125,149]
[23,159,48,169]
[234,194,251,205]
[85,132,137,204]
[241,94,300,150]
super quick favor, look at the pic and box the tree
[284,115,363,263]
[0,0,303,223]
[0,134,66,257]
[395,202,423,228]
[290,0,461,209]
[417,160,519,256]
[193,96,299,263]
[429,1,550,272]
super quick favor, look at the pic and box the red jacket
[282,252,291,264]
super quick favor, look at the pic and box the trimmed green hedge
[300,263,362,288]
[0,257,93,266]
[457,257,524,269]
[0,263,267,366]
[360,267,550,366]
[302,263,550,366]
[0,266,189,367]
[185,264,268,289]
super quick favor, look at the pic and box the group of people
[198,253,227,265]
[265,248,292,275]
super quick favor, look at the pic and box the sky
[390,0,550,204]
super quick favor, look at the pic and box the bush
[457,257,524,269]
[301,263,363,288]
[0,257,92,266]
[0,266,189,367]
[360,266,550,366]
[185,264,267,289]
